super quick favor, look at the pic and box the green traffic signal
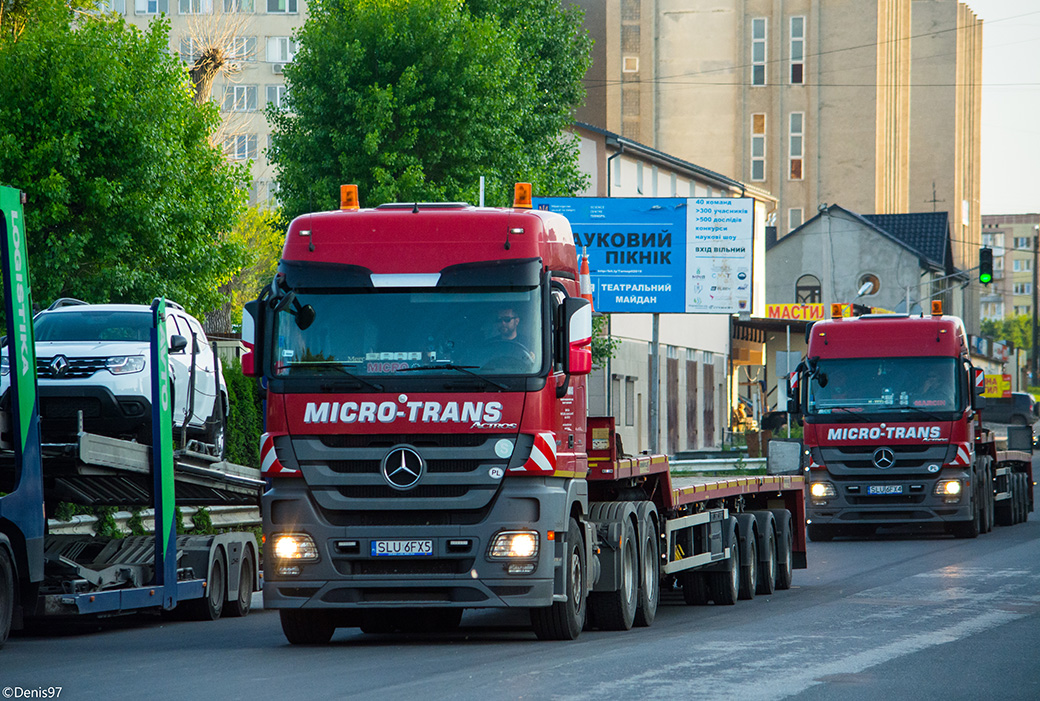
[979,247,993,285]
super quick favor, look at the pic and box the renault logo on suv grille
[49,355,69,378]
[872,447,896,469]
[381,446,424,490]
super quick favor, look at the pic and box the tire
[995,471,1014,527]
[808,523,835,542]
[736,515,758,601]
[681,570,710,605]
[633,513,660,627]
[589,517,638,631]
[280,609,336,645]
[770,509,795,590]
[225,550,254,618]
[708,518,739,606]
[186,552,225,620]
[981,462,995,533]
[952,485,981,539]
[755,518,777,596]
[0,548,14,649]
[1014,473,1026,524]
[531,518,586,640]
[205,394,227,460]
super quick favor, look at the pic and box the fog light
[506,563,536,575]
[810,482,837,500]
[272,533,319,562]
[277,565,302,577]
[488,530,539,559]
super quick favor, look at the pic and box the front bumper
[807,471,974,526]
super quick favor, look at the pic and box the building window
[623,56,639,73]
[1014,282,1033,295]
[267,0,296,13]
[267,37,297,63]
[790,16,805,84]
[97,0,126,13]
[1014,236,1033,250]
[625,378,635,427]
[223,85,257,112]
[135,0,168,14]
[267,84,286,108]
[179,37,202,63]
[788,208,803,232]
[1014,305,1032,316]
[224,134,258,160]
[789,112,804,180]
[751,113,766,181]
[229,36,257,62]
[224,0,253,11]
[179,0,212,14]
[796,274,821,303]
[751,18,767,86]
[1013,259,1033,273]
[858,273,880,296]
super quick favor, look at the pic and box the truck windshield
[807,357,962,415]
[272,286,543,377]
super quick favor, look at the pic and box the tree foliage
[980,315,1032,351]
[0,5,249,316]
[269,0,590,220]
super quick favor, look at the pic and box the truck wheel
[280,609,336,645]
[531,518,586,640]
[807,524,835,542]
[187,553,225,620]
[981,462,994,533]
[736,515,758,601]
[709,518,739,606]
[225,550,254,618]
[681,571,710,605]
[755,521,777,596]
[633,514,660,627]
[995,473,1014,527]
[589,518,638,631]
[0,548,14,649]
[770,509,795,590]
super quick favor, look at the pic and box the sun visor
[437,258,542,287]
[278,260,374,289]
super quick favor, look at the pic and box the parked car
[979,391,1039,427]
[0,299,228,457]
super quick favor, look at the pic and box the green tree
[981,315,1032,351]
[269,0,590,219]
[0,7,249,317]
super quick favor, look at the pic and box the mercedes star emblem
[872,447,896,469]
[381,446,424,490]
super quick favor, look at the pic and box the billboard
[534,197,754,314]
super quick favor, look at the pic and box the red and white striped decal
[511,432,557,473]
[260,432,298,476]
[950,441,973,467]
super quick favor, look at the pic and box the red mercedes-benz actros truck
[791,305,1033,541]
[243,184,807,643]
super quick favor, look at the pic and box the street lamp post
[1033,225,1039,385]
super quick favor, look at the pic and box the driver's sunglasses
[497,315,518,323]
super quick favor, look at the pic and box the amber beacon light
[513,183,533,209]
[340,184,359,210]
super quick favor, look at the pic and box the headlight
[106,355,146,375]
[488,530,539,559]
[272,533,319,562]
[934,479,962,497]
[810,482,837,499]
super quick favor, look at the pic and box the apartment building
[117,0,306,206]
[981,214,1040,321]
[576,0,983,331]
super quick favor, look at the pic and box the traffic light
[979,247,993,285]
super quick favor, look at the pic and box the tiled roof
[863,212,949,269]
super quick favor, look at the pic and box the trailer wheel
[995,470,1014,526]
[709,518,739,606]
[187,553,225,620]
[736,515,758,601]
[1014,473,1026,524]
[633,514,660,627]
[755,521,777,596]
[0,548,14,649]
[531,518,586,640]
[770,509,795,590]
[589,517,638,631]
[681,571,710,605]
[225,550,254,618]
[985,461,996,533]
[280,610,336,645]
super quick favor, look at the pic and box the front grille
[328,459,482,475]
[319,433,488,449]
[352,559,472,576]
[847,495,926,505]
[824,444,948,471]
[336,485,468,500]
[37,356,107,379]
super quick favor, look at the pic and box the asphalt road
[3,512,1038,701]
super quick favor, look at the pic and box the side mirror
[241,300,262,377]
[170,335,188,353]
[787,361,805,416]
[562,297,592,375]
[971,366,987,411]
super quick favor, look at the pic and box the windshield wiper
[292,361,384,392]
[396,363,509,391]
